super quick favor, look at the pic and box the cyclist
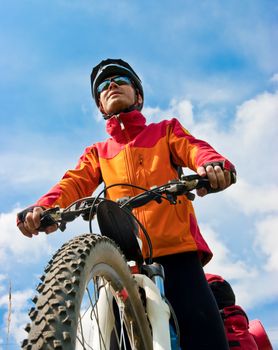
[17,58,236,349]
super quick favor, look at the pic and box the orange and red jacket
[31,110,235,264]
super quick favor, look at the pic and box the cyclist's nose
[108,80,119,90]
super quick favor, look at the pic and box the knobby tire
[22,234,153,350]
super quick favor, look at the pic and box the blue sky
[1,0,278,348]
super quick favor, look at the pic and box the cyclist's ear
[135,90,143,105]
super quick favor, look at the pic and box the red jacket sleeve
[167,118,236,172]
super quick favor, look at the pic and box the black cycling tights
[154,252,229,350]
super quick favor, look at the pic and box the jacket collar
[106,110,147,143]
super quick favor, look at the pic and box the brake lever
[39,207,74,232]
[39,207,61,231]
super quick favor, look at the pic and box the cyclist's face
[98,76,142,115]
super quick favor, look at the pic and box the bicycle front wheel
[22,234,153,350]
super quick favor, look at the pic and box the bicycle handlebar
[39,174,224,232]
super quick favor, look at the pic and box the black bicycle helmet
[90,58,144,111]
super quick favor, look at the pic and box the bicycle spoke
[77,278,108,350]
[90,278,108,350]
[76,284,96,349]
[130,321,135,349]
[76,333,95,350]
[103,282,123,348]
[77,312,86,347]
[119,304,126,349]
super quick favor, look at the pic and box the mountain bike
[22,174,218,350]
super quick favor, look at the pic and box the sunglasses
[97,76,132,95]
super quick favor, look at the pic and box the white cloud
[270,73,278,83]
[0,153,66,186]
[226,179,278,215]
[181,77,252,107]
[143,98,194,127]
[0,287,33,312]
[202,223,256,280]
[0,274,7,293]
[268,327,278,348]
[0,209,53,265]
[234,91,278,153]
[255,215,278,272]
[145,87,278,182]
[150,87,278,195]
[202,222,278,309]
[194,90,278,182]
[0,131,93,194]
[1,309,29,346]
[233,267,278,308]
[0,282,33,347]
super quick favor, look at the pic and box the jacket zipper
[116,114,126,131]
[116,115,136,195]
[116,115,149,257]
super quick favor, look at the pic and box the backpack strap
[220,307,249,323]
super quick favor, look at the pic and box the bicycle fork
[135,263,180,350]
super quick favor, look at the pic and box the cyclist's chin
[106,95,133,114]
[107,104,129,114]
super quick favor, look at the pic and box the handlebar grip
[39,213,57,231]
[231,172,237,184]
[195,178,219,193]
[196,171,237,194]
